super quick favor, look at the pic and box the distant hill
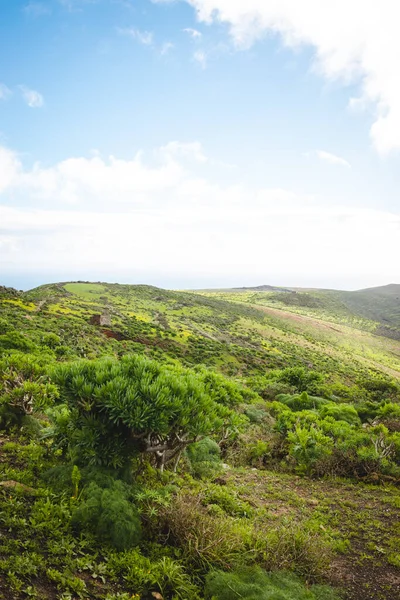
[200,283,400,339]
[337,284,400,333]
[0,279,392,381]
[231,285,292,293]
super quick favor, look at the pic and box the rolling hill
[1,280,400,600]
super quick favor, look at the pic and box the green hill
[0,281,400,600]
[200,283,400,340]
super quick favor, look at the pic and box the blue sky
[1,0,400,290]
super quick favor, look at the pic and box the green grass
[1,280,400,600]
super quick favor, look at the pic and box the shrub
[186,437,222,479]
[202,485,253,518]
[319,403,361,427]
[161,493,252,569]
[244,405,270,423]
[72,480,141,550]
[278,392,328,412]
[252,522,332,580]
[107,549,201,599]
[53,355,243,470]
[276,368,324,395]
[287,426,333,475]
[0,332,35,352]
[0,353,58,431]
[246,440,270,467]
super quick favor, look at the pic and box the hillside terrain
[202,284,400,339]
[0,281,399,600]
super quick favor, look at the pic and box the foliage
[276,368,325,394]
[287,426,334,475]
[186,437,223,479]
[53,355,242,470]
[71,480,141,550]
[205,567,340,600]
[1,280,400,599]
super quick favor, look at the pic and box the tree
[54,355,243,471]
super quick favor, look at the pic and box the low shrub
[186,437,222,479]
[107,549,201,599]
[161,493,253,570]
[202,484,253,518]
[205,567,340,600]
[72,480,141,550]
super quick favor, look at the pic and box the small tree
[54,355,243,471]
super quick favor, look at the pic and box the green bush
[319,403,361,426]
[202,485,253,518]
[53,355,243,470]
[186,437,222,479]
[287,426,333,475]
[276,368,324,395]
[72,480,141,550]
[277,392,328,412]
[107,549,201,599]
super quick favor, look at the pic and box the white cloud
[19,85,44,108]
[160,42,174,55]
[193,50,207,69]
[316,150,351,168]
[0,147,21,193]
[183,27,202,39]
[1,142,400,288]
[118,27,154,45]
[19,152,184,204]
[180,0,400,155]
[0,84,11,101]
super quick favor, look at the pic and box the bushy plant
[0,353,58,431]
[276,368,324,395]
[287,426,333,475]
[72,480,141,550]
[186,437,222,479]
[161,493,252,569]
[202,485,253,517]
[107,549,201,599]
[319,403,361,426]
[278,392,328,412]
[53,355,243,470]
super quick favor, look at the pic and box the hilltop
[0,280,399,600]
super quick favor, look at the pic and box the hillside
[0,281,400,600]
[199,283,400,341]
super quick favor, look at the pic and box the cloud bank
[0,142,399,288]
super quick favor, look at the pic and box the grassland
[0,281,399,600]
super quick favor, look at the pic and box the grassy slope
[21,282,400,381]
[1,281,400,600]
[201,283,400,333]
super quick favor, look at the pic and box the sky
[1,0,400,291]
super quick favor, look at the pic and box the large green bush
[53,355,244,470]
